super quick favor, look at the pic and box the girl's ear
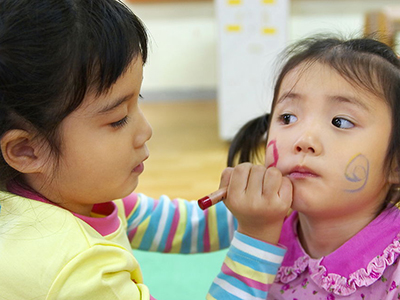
[0,129,48,174]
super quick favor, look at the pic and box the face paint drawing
[344,153,369,193]
[267,139,279,168]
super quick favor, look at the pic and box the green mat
[133,249,229,300]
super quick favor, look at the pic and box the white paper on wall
[215,0,289,140]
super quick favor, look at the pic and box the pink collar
[7,181,121,236]
[277,206,400,295]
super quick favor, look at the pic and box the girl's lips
[288,166,318,179]
[133,162,144,173]
[133,155,148,174]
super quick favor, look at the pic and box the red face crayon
[197,187,227,210]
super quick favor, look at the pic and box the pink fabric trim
[7,180,121,237]
[163,199,180,253]
[276,208,400,296]
[7,181,52,204]
[310,234,400,295]
[76,202,120,236]
[321,206,400,276]
[276,256,309,283]
[221,263,271,291]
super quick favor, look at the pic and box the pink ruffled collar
[276,206,400,296]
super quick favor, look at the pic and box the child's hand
[219,163,293,245]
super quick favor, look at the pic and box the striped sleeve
[123,193,237,253]
[207,231,285,300]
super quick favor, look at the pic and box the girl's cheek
[265,139,279,168]
[343,153,370,193]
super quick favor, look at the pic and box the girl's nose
[135,110,153,147]
[293,133,322,156]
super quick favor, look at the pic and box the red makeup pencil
[197,187,227,210]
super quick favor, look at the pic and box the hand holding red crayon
[197,163,293,244]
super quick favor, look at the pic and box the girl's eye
[332,117,354,129]
[110,116,129,128]
[279,113,297,125]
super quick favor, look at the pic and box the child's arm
[207,231,286,299]
[207,163,292,299]
[123,191,236,253]
[124,163,291,253]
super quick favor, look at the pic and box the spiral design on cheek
[344,154,369,193]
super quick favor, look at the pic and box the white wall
[125,2,217,100]
[126,0,399,101]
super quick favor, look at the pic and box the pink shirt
[268,206,400,299]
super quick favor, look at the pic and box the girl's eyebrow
[97,93,134,114]
[277,92,371,112]
[277,92,300,104]
[328,95,370,112]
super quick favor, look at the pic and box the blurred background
[121,1,400,299]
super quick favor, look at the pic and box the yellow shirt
[0,192,149,299]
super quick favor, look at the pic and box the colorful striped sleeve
[123,193,237,253]
[207,231,285,300]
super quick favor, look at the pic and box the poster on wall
[216,0,289,140]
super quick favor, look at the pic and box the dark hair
[228,35,400,207]
[227,114,269,166]
[0,0,148,185]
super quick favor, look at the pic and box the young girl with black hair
[226,36,400,299]
[0,1,291,299]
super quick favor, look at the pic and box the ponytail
[227,114,270,167]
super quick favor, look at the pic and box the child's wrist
[237,223,283,245]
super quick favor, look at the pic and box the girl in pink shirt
[228,36,400,299]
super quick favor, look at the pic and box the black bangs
[78,0,148,95]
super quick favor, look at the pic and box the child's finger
[278,176,293,207]
[262,167,283,197]
[228,163,252,195]
[246,165,267,198]
[218,167,233,189]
